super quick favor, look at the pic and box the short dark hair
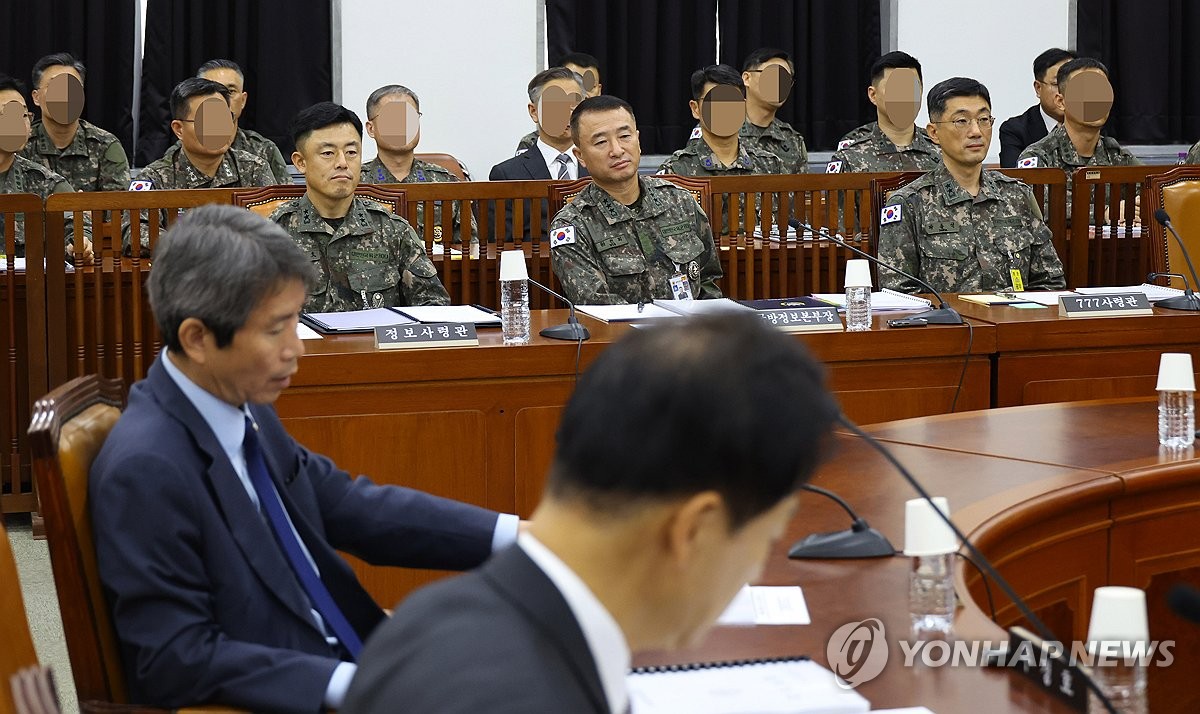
[170,77,230,121]
[869,51,922,84]
[290,101,363,150]
[0,73,26,97]
[527,67,585,103]
[32,52,86,89]
[927,77,991,119]
[548,313,838,530]
[196,58,244,81]
[569,94,636,145]
[366,84,420,119]
[148,205,315,352]
[1056,57,1109,92]
[557,52,600,72]
[690,64,745,101]
[742,47,793,73]
[1033,48,1076,82]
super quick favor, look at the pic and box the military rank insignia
[550,226,576,247]
[880,205,902,224]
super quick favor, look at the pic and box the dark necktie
[243,415,363,659]
[555,152,572,180]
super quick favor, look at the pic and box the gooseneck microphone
[526,276,591,341]
[788,484,895,559]
[798,222,964,326]
[836,413,1117,714]
[1151,209,1200,311]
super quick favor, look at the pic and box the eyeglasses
[932,116,995,132]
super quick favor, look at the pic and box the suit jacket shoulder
[490,147,551,180]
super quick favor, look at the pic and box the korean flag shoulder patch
[825,161,843,174]
[837,138,854,150]
[1017,156,1038,168]
[128,179,153,191]
[689,126,702,140]
[880,204,903,225]
[550,225,576,248]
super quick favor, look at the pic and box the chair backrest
[869,172,925,247]
[0,521,43,714]
[546,177,593,220]
[414,152,468,180]
[546,175,712,223]
[7,667,60,714]
[1146,165,1200,283]
[657,174,714,222]
[231,185,407,221]
[29,376,126,704]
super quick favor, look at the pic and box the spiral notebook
[812,288,933,312]
[627,656,870,713]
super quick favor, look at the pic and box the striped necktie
[555,152,572,180]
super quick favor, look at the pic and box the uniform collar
[31,120,91,157]
[931,163,1002,206]
[696,137,754,171]
[586,176,669,225]
[291,193,374,236]
[1048,124,1105,167]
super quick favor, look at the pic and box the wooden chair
[869,171,925,246]
[230,184,407,221]
[546,177,593,220]
[414,152,468,180]
[1146,165,1200,284]
[0,519,51,714]
[546,175,713,221]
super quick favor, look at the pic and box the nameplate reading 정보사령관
[374,322,479,350]
[756,307,843,333]
[1058,293,1153,318]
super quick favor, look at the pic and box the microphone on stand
[527,276,591,341]
[1151,209,1200,311]
[788,483,895,559]
[796,222,964,326]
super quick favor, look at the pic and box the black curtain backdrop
[1077,0,1200,144]
[717,0,879,151]
[546,0,718,155]
[137,0,332,166]
[0,0,136,160]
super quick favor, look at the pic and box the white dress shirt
[518,532,630,714]
[1040,106,1058,134]
[537,137,579,180]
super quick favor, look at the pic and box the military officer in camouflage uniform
[1017,58,1139,214]
[198,59,291,184]
[0,75,92,259]
[513,53,602,155]
[271,101,448,311]
[738,48,807,173]
[360,84,478,249]
[20,53,130,192]
[828,51,941,173]
[878,78,1064,294]
[552,96,721,304]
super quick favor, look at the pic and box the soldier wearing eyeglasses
[877,77,1065,295]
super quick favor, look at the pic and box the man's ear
[927,121,940,146]
[867,84,879,107]
[664,491,725,568]
[365,120,376,140]
[688,99,702,123]
[176,317,212,364]
[1054,91,1067,118]
[528,101,540,127]
[170,119,185,142]
[291,151,306,175]
[572,145,585,168]
[31,89,42,109]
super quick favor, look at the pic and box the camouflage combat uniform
[0,155,91,256]
[270,193,449,312]
[231,127,291,184]
[685,119,808,173]
[659,138,783,234]
[827,122,941,173]
[1017,125,1140,213]
[550,175,723,304]
[1186,139,1200,165]
[360,156,478,247]
[877,164,1065,294]
[19,119,130,192]
[514,130,538,155]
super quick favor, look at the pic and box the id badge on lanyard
[669,264,693,301]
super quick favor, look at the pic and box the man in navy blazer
[998,48,1075,167]
[90,205,518,713]
[488,67,589,241]
[344,314,840,713]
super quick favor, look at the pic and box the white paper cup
[903,496,956,556]
[499,250,529,281]
[844,259,873,288]
[1087,586,1149,649]
[1156,353,1196,392]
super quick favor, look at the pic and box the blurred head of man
[926,77,994,173]
[867,51,924,129]
[197,59,249,123]
[559,52,602,98]
[570,95,640,190]
[365,85,421,154]
[689,64,747,139]
[289,102,363,212]
[741,48,794,112]
[1032,48,1076,121]
[1055,57,1114,131]
[170,78,236,162]
[31,52,87,127]
[531,313,838,651]
[0,75,32,156]
[527,67,586,148]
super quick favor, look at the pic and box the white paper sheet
[717,585,810,626]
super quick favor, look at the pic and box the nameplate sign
[1058,293,1152,318]
[1002,627,1089,711]
[756,307,843,333]
[374,322,478,350]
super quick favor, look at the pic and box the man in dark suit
[344,313,840,713]
[488,67,588,241]
[90,205,519,713]
[998,48,1075,167]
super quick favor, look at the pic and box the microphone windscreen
[1168,583,1200,624]
[1155,208,1172,227]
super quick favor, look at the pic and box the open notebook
[812,288,933,312]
